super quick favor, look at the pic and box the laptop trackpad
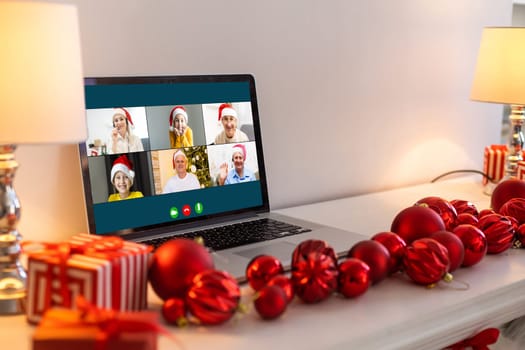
[235,241,296,263]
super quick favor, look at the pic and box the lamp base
[0,145,26,315]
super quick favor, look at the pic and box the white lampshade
[0,1,87,144]
[471,27,525,105]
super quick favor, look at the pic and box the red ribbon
[446,328,500,350]
[42,296,178,350]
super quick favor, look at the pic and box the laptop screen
[79,74,269,238]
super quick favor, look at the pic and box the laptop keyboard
[143,218,311,251]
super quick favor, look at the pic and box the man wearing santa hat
[162,149,201,193]
[108,154,144,201]
[214,103,249,144]
[169,105,193,148]
[108,107,144,154]
[217,143,256,185]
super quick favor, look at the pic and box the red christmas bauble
[450,199,479,217]
[291,239,338,303]
[479,208,496,218]
[254,285,288,320]
[428,230,465,272]
[415,196,458,231]
[491,178,525,213]
[390,205,446,244]
[499,197,525,225]
[186,269,240,325]
[452,224,487,267]
[477,213,515,254]
[347,240,390,284]
[456,213,479,226]
[337,258,371,298]
[149,238,214,300]
[371,232,406,274]
[161,297,188,327]
[403,238,450,286]
[267,274,295,304]
[245,255,284,291]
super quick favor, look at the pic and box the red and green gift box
[25,233,152,324]
[32,297,169,350]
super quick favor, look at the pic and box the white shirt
[162,172,201,193]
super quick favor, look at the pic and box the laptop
[78,74,367,282]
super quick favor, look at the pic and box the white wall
[16,0,512,242]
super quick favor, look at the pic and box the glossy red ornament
[477,213,515,254]
[337,258,371,298]
[491,178,525,213]
[254,284,288,320]
[161,297,188,327]
[428,230,464,272]
[371,231,407,274]
[456,213,479,226]
[450,199,479,217]
[291,239,338,303]
[415,196,458,231]
[245,255,284,291]
[267,274,295,303]
[499,197,525,225]
[347,240,390,284]
[452,224,487,267]
[186,269,240,325]
[390,205,446,244]
[479,208,496,218]
[403,238,450,286]
[149,238,214,300]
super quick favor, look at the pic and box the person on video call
[214,103,249,144]
[107,107,144,154]
[217,143,256,185]
[169,105,194,148]
[108,154,144,201]
[162,149,201,193]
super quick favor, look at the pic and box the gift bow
[446,328,500,350]
[44,296,179,350]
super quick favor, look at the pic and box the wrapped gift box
[32,306,160,350]
[26,234,152,324]
[482,145,507,185]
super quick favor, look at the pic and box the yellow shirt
[169,127,194,148]
[108,191,144,202]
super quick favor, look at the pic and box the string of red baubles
[148,178,525,327]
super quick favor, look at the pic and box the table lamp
[0,2,86,314]
[471,27,525,181]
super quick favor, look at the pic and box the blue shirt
[225,168,256,184]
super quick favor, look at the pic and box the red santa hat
[218,103,237,121]
[111,155,135,184]
[113,107,134,127]
[231,143,246,160]
[169,106,188,131]
[172,149,187,168]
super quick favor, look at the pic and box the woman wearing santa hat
[217,143,256,185]
[162,149,201,193]
[214,103,249,144]
[108,107,144,154]
[108,154,144,201]
[169,105,194,148]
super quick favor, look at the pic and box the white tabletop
[3,176,525,350]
